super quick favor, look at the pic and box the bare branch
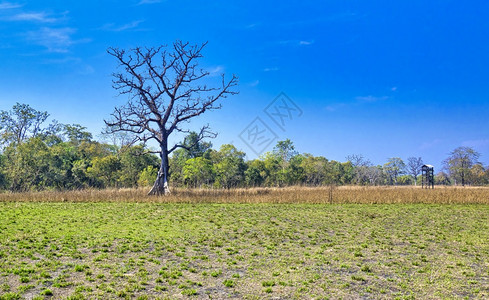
[104,41,238,195]
[168,124,216,154]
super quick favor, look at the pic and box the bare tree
[407,157,423,186]
[365,166,383,185]
[105,41,238,195]
[346,154,372,185]
[346,154,371,168]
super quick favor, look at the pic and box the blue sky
[1,1,489,170]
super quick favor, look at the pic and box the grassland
[1,185,489,204]
[1,187,489,299]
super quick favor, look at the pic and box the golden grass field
[1,185,489,204]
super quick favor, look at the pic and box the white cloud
[299,40,313,46]
[26,27,89,53]
[263,67,279,72]
[101,20,144,32]
[244,23,259,29]
[207,65,225,76]
[249,80,259,87]
[40,56,94,74]
[41,56,81,64]
[1,6,69,23]
[279,40,315,46]
[6,12,59,23]
[0,2,22,9]
[391,86,398,91]
[326,95,389,113]
[355,95,389,103]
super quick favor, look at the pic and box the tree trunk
[148,143,171,195]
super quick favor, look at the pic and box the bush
[138,166,157,187]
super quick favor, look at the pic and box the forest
[0,103,487,192]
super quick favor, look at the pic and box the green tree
[245,159,266,187]
[169,148,190,187]
[270,139,299,186]
[87,155,122,188]
[443,146,480,186]
[118,145,159,187]
[273,139,298,163]
[2,137,52,191]
[435,171,451,185]
[340,161,355,185]
[138,166,158,187]
[260,152,281,186]
[300,154,328,185]
[63,124,93,145]
[168,132,213,187]
[71,159,91,188]
[285,154,305,185]
[383,157,406,185]
[46,141,80,189]
[77,141,115,160]
[324,160,346,185]
[68,141,116,188]
[182,131,213,159]
[0,103,49,146]
[183,157,214,188]
[212,144,246,188]
[397,175,413,185]
[0,153,6,189]
[469,164,486,185]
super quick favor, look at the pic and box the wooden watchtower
[421,164,434,189]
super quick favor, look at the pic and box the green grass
[223,279,235,287]
[0,202,488,298]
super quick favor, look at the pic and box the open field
[1,188,489,299]
[1,186,489,204]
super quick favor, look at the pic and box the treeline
[1,103,488,191]
[0,103,159,191]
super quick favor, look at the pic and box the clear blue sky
[1,0,489,170]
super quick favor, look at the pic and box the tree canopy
[1,103,489,191]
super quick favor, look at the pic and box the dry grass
[1,185,489,204]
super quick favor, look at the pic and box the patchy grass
[0,201,488,298]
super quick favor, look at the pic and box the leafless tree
[105,41,238,195]
[365,166,383,185]
[346,154,372,185]
[346,154,371,168]
[407,156,423,186]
